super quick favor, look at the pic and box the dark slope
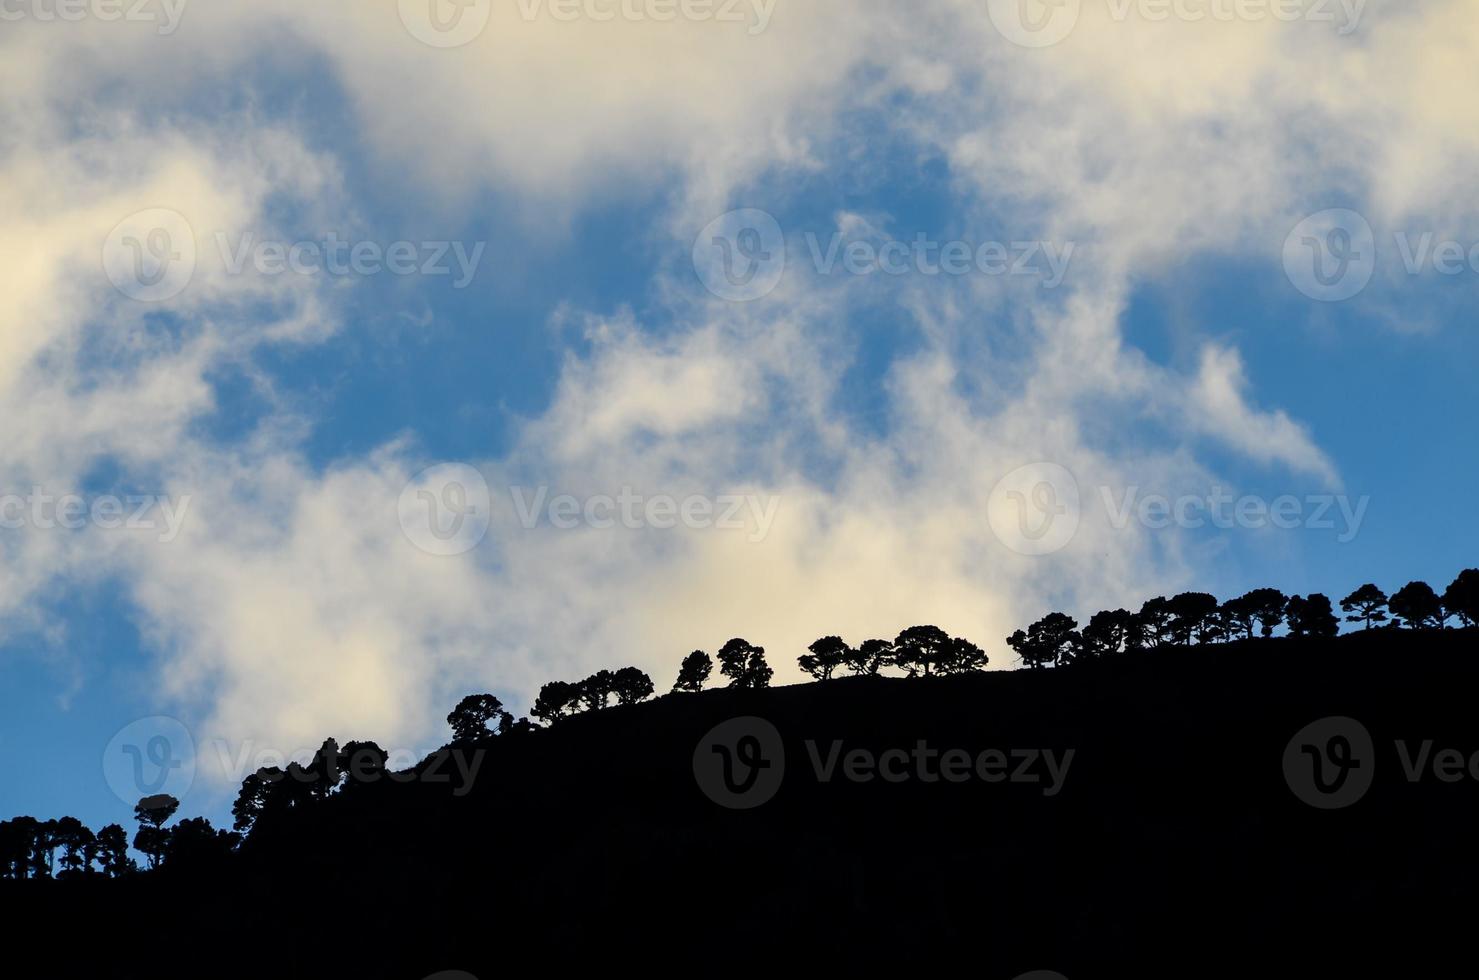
[9,628,1479,978]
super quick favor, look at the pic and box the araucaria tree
[133,794,180,871]
[1390,581,1444,630]
[1082,609,1135,656]
[1340,584,1389,630]
[1285,594,1339,638]
[798,636,851,681]
[611,667,655,705]
[1007,613,1080,669]
[447,693,505,742]
[1442,570,1479,628]
[531,680,580,725]
[1167,593,1219,646]
[846,639,893,676]
[717,638,773,689]
[891,626,952,677]
[672,651,713,693]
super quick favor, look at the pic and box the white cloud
[2,0,1474,804]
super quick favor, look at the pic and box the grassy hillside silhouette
[7,626,1479,976]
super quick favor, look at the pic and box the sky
[1,0,1476,834]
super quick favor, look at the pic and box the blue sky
[2,1,1476,836]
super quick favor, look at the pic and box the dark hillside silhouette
[5,569,1478,975]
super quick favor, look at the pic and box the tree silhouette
[1008,613,1080,669]
[846,639,893,676]
[1340,584,1389,630]
[611,667,655,705]
[1286,594,1339,638]
[672,651,713,693]
[1220,594,1258,641]
[1083,609,1135,656]
[133,794,180,870]
[798,636,850,681]
[1390,581,1444,630]
[232,768,283,835]
[1168,593,1219,645]
[940,635,988,674]
[341,741,390,789]
[0,818,33,879]
[891,626,952,677]
[95,824,131,877]
[448,694,506,742]
[304,738,345,801]
[717,638,772,689]
[578,670,617,712]
[1137,597,1174,648]
[1442,570,1479,628]
[531,681,580,725]
[54,817,91,878]
[162,818,240,871]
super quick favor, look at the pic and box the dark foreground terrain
[8,629,1479,977]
